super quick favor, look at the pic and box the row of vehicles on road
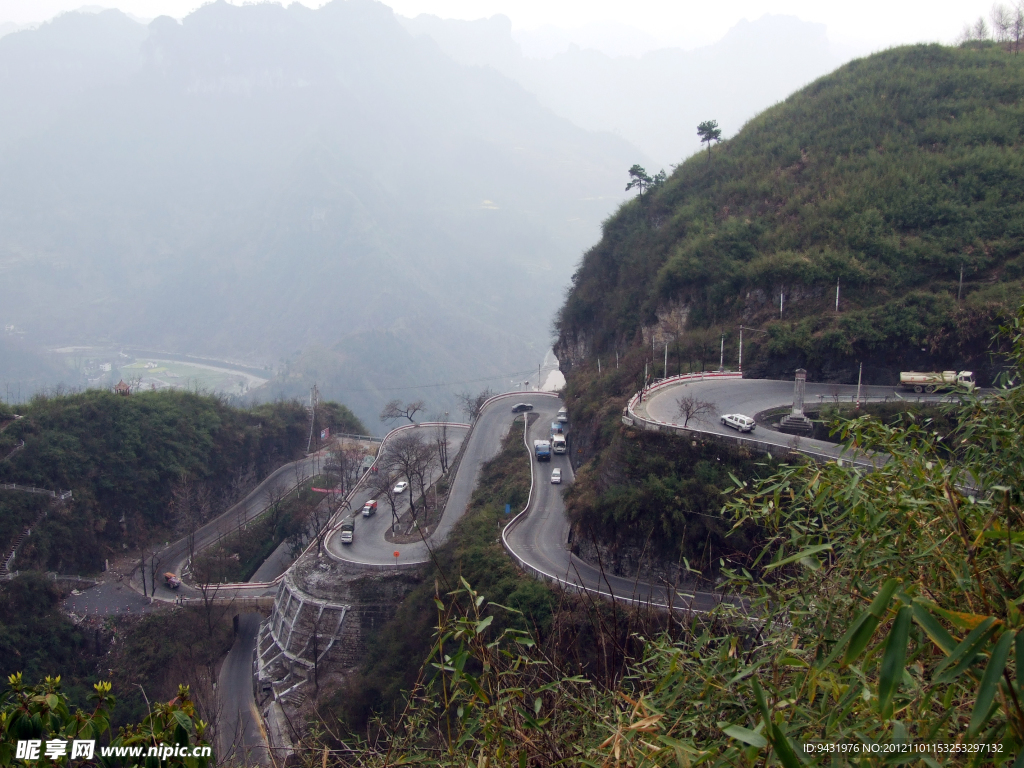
[339,497,382,544]
[340,478,413,544]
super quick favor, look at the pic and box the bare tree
[432,413,451,474]
[379,399,426,425]
[308,610,331,694]
[132,511,150,597]
[263,483,287,530]
[367,467,401,532]
[455,389,493,422]
[147,549,163,600]
[227,462,257,509]
[996,1,1024,51]
[305,493,337,557]
[993,3,1014,41]
[675,393,715,427]
[327,444,364,493]
[386,432,432,522]
[411,444,438,515]
[170,637,224,748]
[175,474,212,584]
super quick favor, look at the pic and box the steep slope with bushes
[556,43,1024,386]
[0,389,363,572]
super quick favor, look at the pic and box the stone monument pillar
[792,369,806,416]
[779,368,813,435]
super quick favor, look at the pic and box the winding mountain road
[72,374,928,765]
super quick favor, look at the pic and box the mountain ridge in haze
[0,0,642,426]
[398,13,842,167]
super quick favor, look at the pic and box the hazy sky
[0,0,997,52]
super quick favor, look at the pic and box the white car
[720,414,756,433]
[550,468,562,484]
[393,481,409,494]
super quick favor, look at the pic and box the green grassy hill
[556,43,1024,385]
[0,389,364,573]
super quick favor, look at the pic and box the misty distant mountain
[398,14,843,167]
[0,0,641,425]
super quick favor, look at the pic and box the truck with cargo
[550,421,564,436]
[339,516,356,544]
[534,440,551,461]
[552,434,567,454]
[899,370,975,393]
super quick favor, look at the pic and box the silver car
[720,414,756,432]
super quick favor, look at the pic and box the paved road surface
[324,426,481,565]
[638,378,920,462]
[145,453,327,601]
[217,614,267,767]
[326,394,731,611]
[503,399,728,612]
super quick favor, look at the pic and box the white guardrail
[621,371,880,470]
[497,397,720,614]
[498,406,727,612]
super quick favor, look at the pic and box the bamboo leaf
[722,724,767,748]
[769,724,804,768]
[967,630,1014,738]
[1016,630,1024,693]
[764,543,833,571]
[751,677,771,724]
[842,578,900,666]
[911,602,956,654]
[878,606,911,717]
[933,618,997,684]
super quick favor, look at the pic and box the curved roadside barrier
[178,421,470,592]
[498,393,729,613]
[624,372,879,470]
[320,420,469,571]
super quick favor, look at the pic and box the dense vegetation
[554,344,768,580]
[565,422,765,575]
[299,305,1024,767]
[325,419,556,732]
[191,475,326,583]
[0,673,211,768]
[0,574,92,687]
[556,43,1024,386]
[0,389,363,573]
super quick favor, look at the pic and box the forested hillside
[0,390,363,572]
[556,43,1024,387]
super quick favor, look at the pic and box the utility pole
[836,279,840,313]
[738,325,769,375]
[780,292,784,318]
[664,344,668,379]
[856,362,863,408]
[306,384,319,453]
[598,358,601,374]
[958,264,964,303]
[538,363,541,391]
[719,334,725,371]
[615,349,619,369]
